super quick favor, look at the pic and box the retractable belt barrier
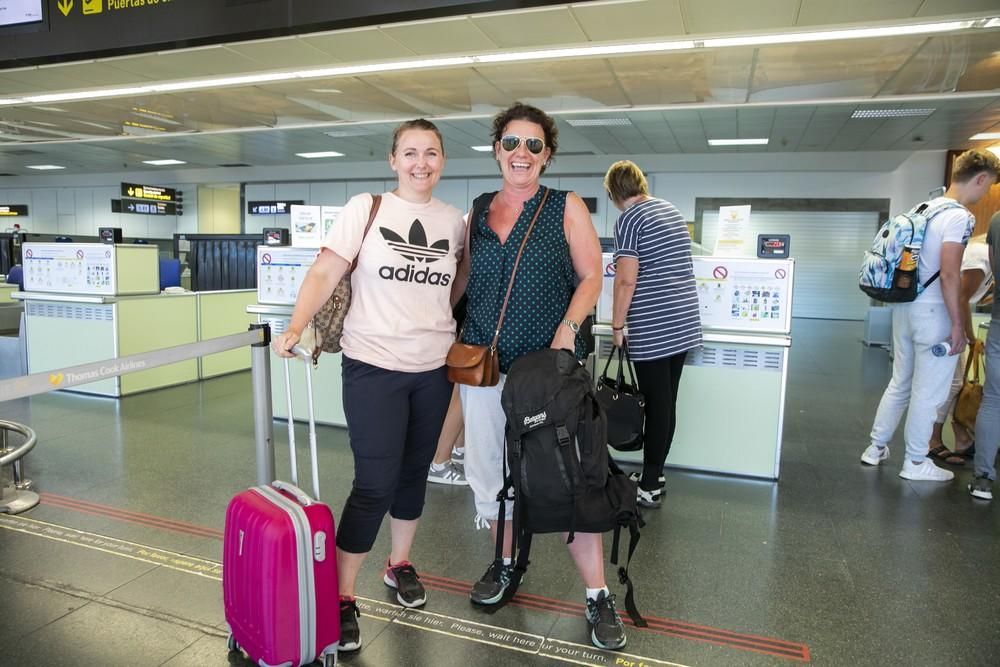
[0,324,279,513]
[0,329,266,402]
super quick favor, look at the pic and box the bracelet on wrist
[612,325,625,331]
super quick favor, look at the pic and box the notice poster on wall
[693,256,794,334]
[290,205,322,248]
[22,243,118,295]
[713,205,753,257]
[321,206,344,241]
[596,252,616,324]
[257,246,320,305]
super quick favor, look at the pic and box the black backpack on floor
[495,348,646,626]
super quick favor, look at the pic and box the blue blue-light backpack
[859,200,964,302]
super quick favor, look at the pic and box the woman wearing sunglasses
[451,102,626,650]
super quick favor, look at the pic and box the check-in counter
[197,289,257,378]
[15,242,256,396]
[594,325,790,479]
[16,291,199,396]
[595,256,795,480]
[248,303,346,427]
[250,245,346,427]
[0,283,22,333]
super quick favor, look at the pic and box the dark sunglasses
[499,135,545,154]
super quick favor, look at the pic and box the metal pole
[249,323,275,486]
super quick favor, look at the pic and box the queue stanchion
[249,323,275,486]
[0,419,40,514]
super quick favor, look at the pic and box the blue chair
[6,265,23,291]
[158,258,182,290]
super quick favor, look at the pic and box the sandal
[952,442,976,459]
[928,445,959,463]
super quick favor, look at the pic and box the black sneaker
[969,475,994,501]
[339,598,361,652]
[585,590,627,650]
[470,560,514,605]
[383,560,427,608]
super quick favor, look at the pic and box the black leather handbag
[595,344,645,452]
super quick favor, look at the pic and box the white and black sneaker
[629,471,665,489]
[585,590,627,650]
[427,461,468,486]
[339,598,361,651]
[470,561,514,605]
[636,486,662,509]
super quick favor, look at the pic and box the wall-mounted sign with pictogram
[121,182,179,202]
[693,256,795,335]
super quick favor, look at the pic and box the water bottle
[932,341,951,357]
[894,244,920,290]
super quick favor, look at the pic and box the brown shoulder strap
[490,187,551,348]
[350,193,382,272]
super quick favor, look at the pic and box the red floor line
[422,572,807,652]
[41,496,223,540]
[41,494,223,537]
[40,493,809,662]
[42,493,225,537]
[419,578,808,660]
[420,582,807,662]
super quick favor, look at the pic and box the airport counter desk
[248,303,347,428]
[593,255,795,480]
[15,289,257,397]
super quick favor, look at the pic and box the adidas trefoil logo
[380,219,449,263]
[378,219,452,286]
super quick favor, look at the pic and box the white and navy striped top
[614,197,702,361]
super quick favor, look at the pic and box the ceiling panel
[881,32,1000,96]
[571,1,686,41]
[102,46,267,80]
[681,0,800,34]
[749,36,927,103]
[299,28,417,61]
[611,50,755,105]
[380,17,498,54]
[470,7,588,48]
[916,0,1000,16]
[224,38,343,70]
[363,68,508,115]
[796,0,924,26]
[0,62,160,94]
[478,58,629,109]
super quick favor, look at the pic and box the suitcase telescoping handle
[278,344,322,501]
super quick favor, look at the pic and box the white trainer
[899,458,954,482]
[861,444,889,466]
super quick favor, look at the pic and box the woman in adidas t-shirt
[273,119,464,652]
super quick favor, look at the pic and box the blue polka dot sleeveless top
[461,186,585,373]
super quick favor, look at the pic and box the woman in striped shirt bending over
[605,160,702,509]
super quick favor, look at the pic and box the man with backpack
[861,149,1000,481]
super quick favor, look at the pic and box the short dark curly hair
[490,102,558,172]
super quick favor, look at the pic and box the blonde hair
[952,149,1000,183]
[603,160,649,203]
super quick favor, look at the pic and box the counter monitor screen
[757,234,790,258]
[0,1,43,27]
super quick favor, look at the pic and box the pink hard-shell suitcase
[225,348,339,667]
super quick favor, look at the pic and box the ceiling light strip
[0,17,990,108]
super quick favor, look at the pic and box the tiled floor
[1,319,998,666]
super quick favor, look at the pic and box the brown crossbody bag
[446,188,550,387]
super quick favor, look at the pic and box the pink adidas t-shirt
[322,192,465,372]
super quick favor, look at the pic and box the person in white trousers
[862,149,1000,481]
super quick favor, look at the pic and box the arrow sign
[127,203,135,212]
[57,0,74,17]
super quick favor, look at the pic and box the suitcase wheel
[226,634,239,653]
